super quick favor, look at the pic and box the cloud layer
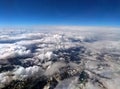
[0,26,120,89]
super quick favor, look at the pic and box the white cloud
[44,62,66,76]
[13,66,43,79]
[0,44,31,60]
[0,26,120,89]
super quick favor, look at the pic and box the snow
[0,26,120,89]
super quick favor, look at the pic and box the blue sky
[0,0,120,26]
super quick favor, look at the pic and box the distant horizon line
[0,25,120,31]
[0,24,120,28]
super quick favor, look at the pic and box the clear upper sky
[0,0,120,26]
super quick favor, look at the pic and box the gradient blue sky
[0,0,120,26]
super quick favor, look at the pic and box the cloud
[13,66,43,79]
[0,44,31,60]
[0,26,120,89]
[0,72,13,88]
[44,62,66,76]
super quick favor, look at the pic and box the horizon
[0,24,120,28]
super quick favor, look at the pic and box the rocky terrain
[0,27,120,89]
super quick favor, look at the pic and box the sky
[0,0,120,26]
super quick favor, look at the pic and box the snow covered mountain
[0,26,120,89]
